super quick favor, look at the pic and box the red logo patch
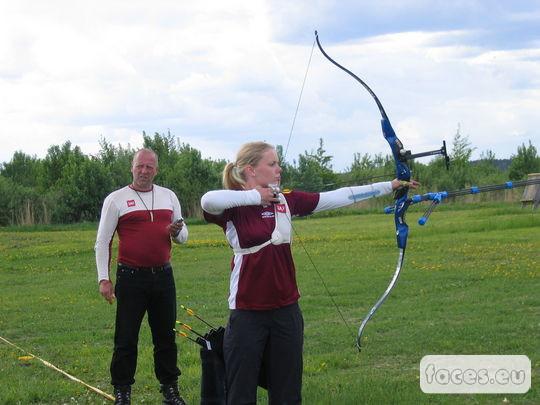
[276,204,286,213]
[127,200,136,207]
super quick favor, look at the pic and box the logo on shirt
[276,204,286,213]
[127,200,136,207]
[261,211,275,219]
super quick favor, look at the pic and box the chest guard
[232,194,291,255]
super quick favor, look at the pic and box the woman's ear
[245,165,256,177]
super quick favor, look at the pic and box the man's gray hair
[132,148,159,168]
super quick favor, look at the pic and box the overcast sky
[1,0,539,171]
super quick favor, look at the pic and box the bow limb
[356,248,405,349]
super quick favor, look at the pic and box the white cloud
[0,1,539,171]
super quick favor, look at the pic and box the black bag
[199,326,268,404]
[200,327,226,405]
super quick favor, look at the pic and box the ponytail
[222,162,245,190]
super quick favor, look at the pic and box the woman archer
[200,141,418,404]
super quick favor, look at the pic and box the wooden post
[521,173,540,209]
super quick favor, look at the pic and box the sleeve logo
[276,204,286,213]
[127,200,136,207]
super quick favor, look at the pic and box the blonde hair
[223,141,274,190]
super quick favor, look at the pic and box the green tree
[349,153,375,183]
[180,146,223,215]
[98,138,134,188]
[508,140,540,180]
[54,156,113,223]
[295,139,337,191]
[348,152,395,186]
[276,144,299,190]
[433,124,475,191]
[0,151,42,188]
[473,149,506,184]
[0,175,50,226]
[41,141,85,190]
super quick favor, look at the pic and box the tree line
[0,130,538,226]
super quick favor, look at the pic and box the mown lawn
[0,203,538,404]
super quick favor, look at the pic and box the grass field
[0,203,538,404]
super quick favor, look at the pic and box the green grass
[0,203,538,404]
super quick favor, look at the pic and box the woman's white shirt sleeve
[314,181,393,213]
[201,189,262,215]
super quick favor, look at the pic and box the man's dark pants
[111,264,180,386]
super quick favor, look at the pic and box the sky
[1,0,539,171]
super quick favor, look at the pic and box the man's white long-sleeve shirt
[95,184,188,282]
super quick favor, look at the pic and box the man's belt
[117,262,171,272]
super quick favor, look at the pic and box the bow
[314,31,449,351]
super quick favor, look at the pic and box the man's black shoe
[113,385,131,405]
[160,383,187,405]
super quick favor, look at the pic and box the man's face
[131,151,158,190]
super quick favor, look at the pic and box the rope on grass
[0,335,114,402]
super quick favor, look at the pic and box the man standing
[95,148,188,405]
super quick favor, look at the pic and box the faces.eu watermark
[420,355,531,394]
